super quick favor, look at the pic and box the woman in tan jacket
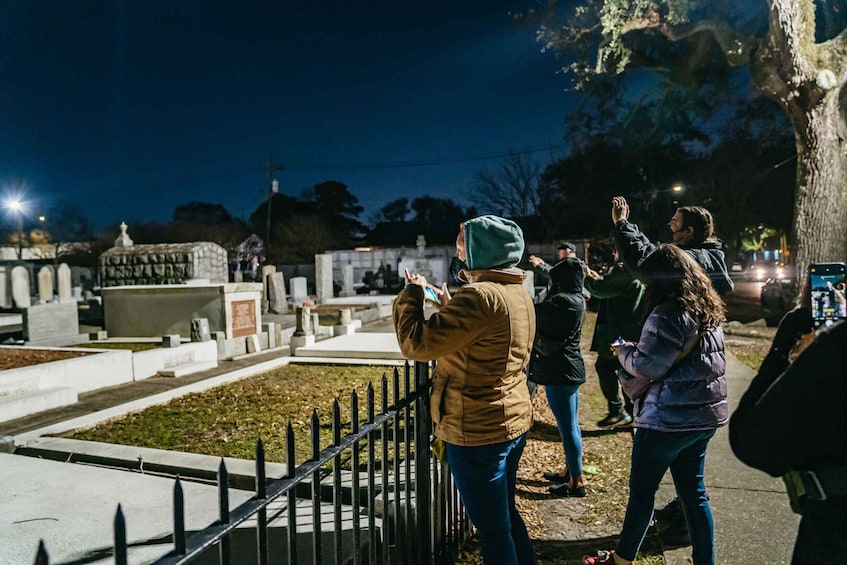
[393,215,537,565]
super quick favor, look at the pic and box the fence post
[414,361,432,564]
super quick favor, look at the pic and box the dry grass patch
[0,348,92,371]
[70,364,402,463]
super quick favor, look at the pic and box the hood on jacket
[464,215,524,270]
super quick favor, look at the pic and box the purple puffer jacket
[618,301,728,432]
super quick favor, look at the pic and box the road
[725,278,766,323]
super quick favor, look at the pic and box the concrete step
[0,387,78,423]
[17,437,415,505]
[158,360,219,378]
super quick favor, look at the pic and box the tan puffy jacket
[392,268,536,447]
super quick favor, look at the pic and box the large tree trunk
[789,95,847,297]
[754,0,847,302]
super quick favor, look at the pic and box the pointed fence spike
[173,476,186,555]
[34,539,49,565]
[114,503,127,565]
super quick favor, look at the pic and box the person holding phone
[731,301,847,563]
[393,215,537,565]
[583,244,727,565]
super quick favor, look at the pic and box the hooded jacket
[392,216,535,446]
[528,258,586,386]
[613,219,734,296]
[618,301,728,431]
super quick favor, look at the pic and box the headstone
[11,266,31,309]
[293,305,313,337]
[190,318,211,342]
[22,302,79,345]
[162,334,181,348]
[260,265,276,314]
[315,253,333,303]
[246,334,261,353]
[37,266,53,304]
[71,286,83,301]
[233,269,243,283]
[290,305,316,352]
[89,330,108,341]
[262,322,277,348]
[340,264,355,297]
[290,277,308,306]
[267,272,287,314]
[333,307,356,336]
[0,266,10,308]
[115,222,133,247]
[57,264,72,302]
[0,435,14,454]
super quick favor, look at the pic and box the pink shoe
[583,549,618,564]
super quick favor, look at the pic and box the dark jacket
[584,262,645,359]
[613,219,734,296]
[528,259,586,386]
[730,317,847,563]
[618,301,728,431]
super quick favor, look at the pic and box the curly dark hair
[640,244,725,329]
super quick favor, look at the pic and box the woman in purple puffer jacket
[584,244,727,565]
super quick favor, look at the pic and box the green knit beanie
[464,215,525,270]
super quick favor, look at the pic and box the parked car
[761,271,796,326]
[748,261,790,282]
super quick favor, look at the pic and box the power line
[283,141,570,171]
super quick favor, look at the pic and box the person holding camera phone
[583,245,727,565]
[394,215,537,565]
[731,267,847,564]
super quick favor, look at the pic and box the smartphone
[809,262,847,327]
[423,285,441,304]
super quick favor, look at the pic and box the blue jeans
[545,384,583,478]
[445,434,537,565]
[616,428,717,564]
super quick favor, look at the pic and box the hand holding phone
[809,262,847,327]
[423,285,440,304]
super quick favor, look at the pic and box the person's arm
[618,309,688,381]
[730,323,846,476]
[392,285,490,361]
[584,268,636,300]
[613,221,656,279]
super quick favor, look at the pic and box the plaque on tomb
[231,299,257,338]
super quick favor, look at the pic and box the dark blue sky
[1,1,574,231]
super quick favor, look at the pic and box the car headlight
[756,268,765,280]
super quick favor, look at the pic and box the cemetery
[0,224,456,565]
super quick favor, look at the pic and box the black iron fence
[33,361,470,565]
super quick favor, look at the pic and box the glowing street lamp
[4,198,24,260]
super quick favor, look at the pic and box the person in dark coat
[528,256,587,497]
[610,196,733,296]
[584,248,645,429]
[730,309,847,565]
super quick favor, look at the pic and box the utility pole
[265,156,284,259]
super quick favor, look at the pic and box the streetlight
[4,198,24,260]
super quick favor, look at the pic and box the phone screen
[810,262,847,326]
[423,285,440,303]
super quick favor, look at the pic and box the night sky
[0,1,574,232]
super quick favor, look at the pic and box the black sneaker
[654,497,683,522]
[658,520,691,549]
[596,412,633,429]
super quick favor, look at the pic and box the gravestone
[37,266,53,304]
[333,307,356,336]
[267,272,287,314]
[290,277,308,306]
[315,253,333,303]
[190,318,211,342]
[0,266,10,308]
[22,302,79,345]
[260,265,276,313]
[290,305,315,352]
[115,221,133,247]
[11,266,31,309]
[57,264,72,302]
[341,264,355,297]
